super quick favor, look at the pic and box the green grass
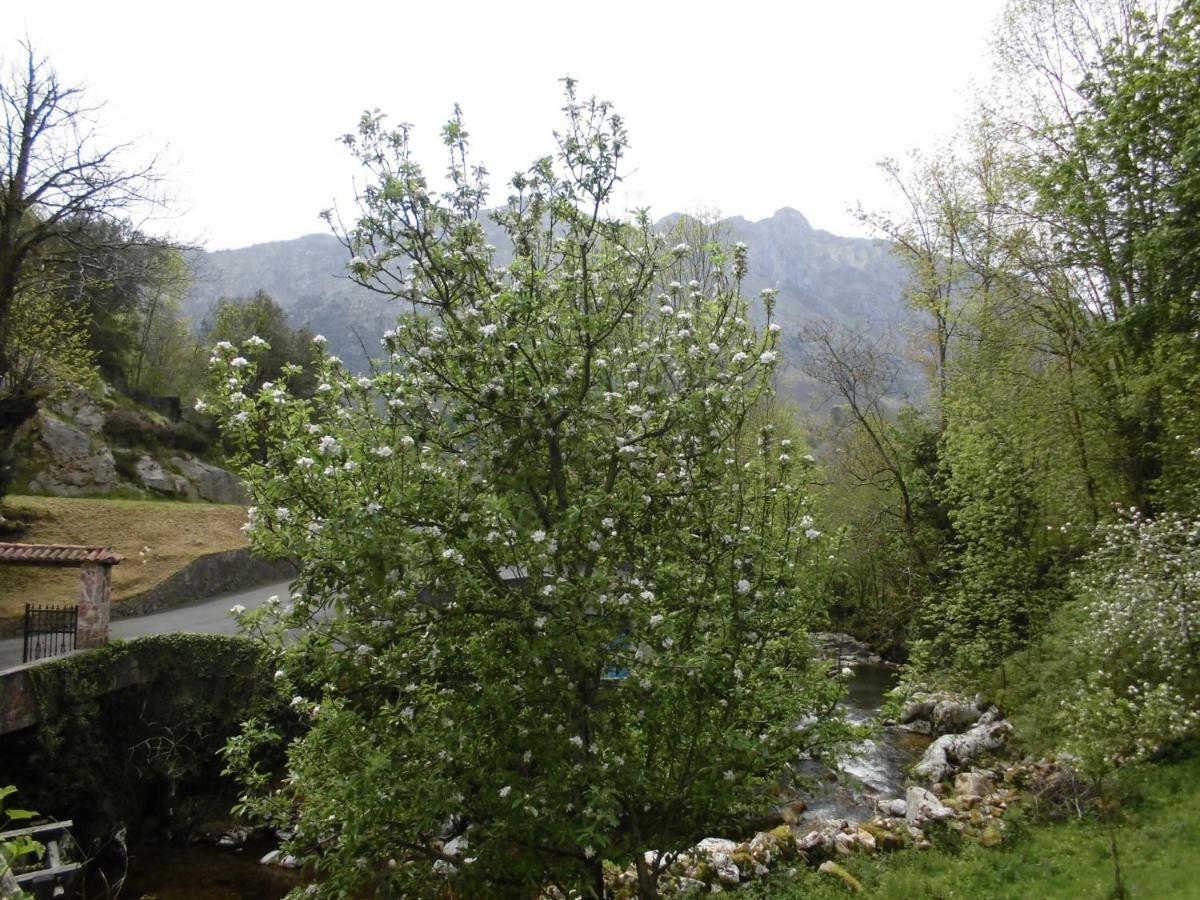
[0,495,248,619]
[744,751,1200,899]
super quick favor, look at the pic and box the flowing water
[794,662,931,823]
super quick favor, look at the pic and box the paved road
[0,578,293,671]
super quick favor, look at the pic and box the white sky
[2,0,1008,251]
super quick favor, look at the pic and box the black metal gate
[22,603,78,663]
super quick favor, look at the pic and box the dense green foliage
[811,0,1200,814]
[199,290,319,397]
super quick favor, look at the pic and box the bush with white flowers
[210,84,844,898]
[1059,512,1200,781]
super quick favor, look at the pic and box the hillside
[0,495,248,620]
[185,209,918,402]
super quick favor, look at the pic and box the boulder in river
[912,720,1013,783]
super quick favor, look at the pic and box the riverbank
[0,495,249,620]
[743,747,1200,898]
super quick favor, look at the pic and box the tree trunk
[634,851,659,900]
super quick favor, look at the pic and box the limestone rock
[901,691,987,735]
[695,837,738,857]
[913,720,1013,782]
[712,854,740,885]
[23,411,120,493]
[136,455,186,494]
[171,455,248,504]
[817,860,863,892]
[905,786,953,827]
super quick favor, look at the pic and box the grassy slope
[0,495,248,619]
[746,751,1200,898]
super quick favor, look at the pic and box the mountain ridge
[184,208,917,402]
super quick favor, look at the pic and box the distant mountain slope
[185,209,918,403]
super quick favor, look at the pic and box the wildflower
[481,323,498,337]
[499,785,512,798]
[759,350,778,365]
[736,579,751,594]
[313,334,327,345]
[230,604,246,616]
[374,446,395,458]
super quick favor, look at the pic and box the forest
[2,0,1199,897]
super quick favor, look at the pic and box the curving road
[0,578,293,671]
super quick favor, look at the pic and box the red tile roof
[0,543,123,566]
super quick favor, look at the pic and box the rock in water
[912,720,1012,782]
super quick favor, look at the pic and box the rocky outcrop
[21,408,119,496]
[810,632,886,670]
[169,456,248,504]
[13,385,246,504]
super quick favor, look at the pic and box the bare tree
[0,41,161,382]
[800,319,929,568]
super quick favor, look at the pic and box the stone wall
[114,549,295,619]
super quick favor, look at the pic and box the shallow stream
[794,662,930,822]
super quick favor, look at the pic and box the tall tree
[211,89,846,898]
[0,42,163,498]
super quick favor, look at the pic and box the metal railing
[22,603,78,664]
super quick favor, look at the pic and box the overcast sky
[2,0,1007,251]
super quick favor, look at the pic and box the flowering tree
[210,84,843,898]
[1060,512,1200,783]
